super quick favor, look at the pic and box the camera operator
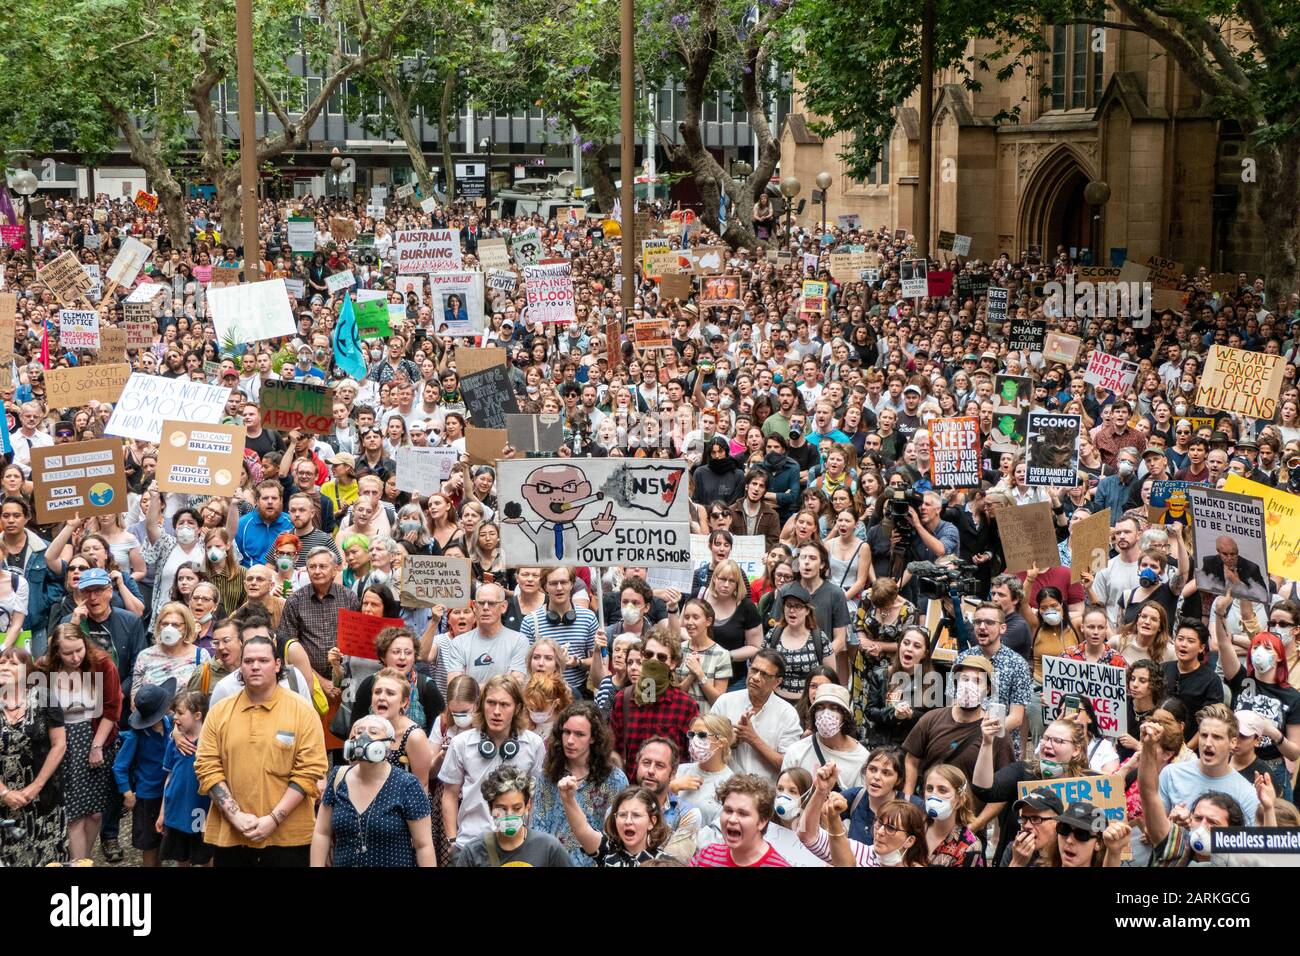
[891,490,960,608]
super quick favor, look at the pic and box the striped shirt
[691,842,791,867]
[520,607,597,693]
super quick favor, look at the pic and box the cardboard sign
[286,217,315,254]
[156,421,247,495]
[399,555,471,609]
[698,275,743,308]
[986,286,1009,322]
[522,261,576,324]
[1209,273,1238,296]
[606,316,622,368]
[506,413,564,454]
[1151,288,1187,313]
[394,446,458,493]
[487,270,517,294]
[1189,487,1271,604]
[900,258,928,298]
[1042,330,1082,365]
[106,237,153,287]
[1195,344,1285,421]
[465,426,508,466]
[396,228,461,274]
[105,374,230,443]
[633,317,672,349]
[1223,475,1299,580]
[457,347,507,377]
[210,266,242,287]
[1069,508,1112,582]
[497,458,691,567]
[325,270,356,294]
[1017,775,1126,831]
[259,379,335,435]
[643,245,679,279]
[1083,351,1137,393]
[685,246,726,276]
[329,217,357,243]
[997,501,1061,573]
[460,365,521,429]
[58,310,100,349]
[1008,319,1047,353]
[336,608,406,660]
[30,438,127,524]
[1144,255,1183,289]
[0,292,15,365]
[930,417,981,489]
[38,252,94,305]
[1025,412,1080,487]
[44,362,132,408]
[1042,655,1128,738]
[429,270,486,337]
[207,278,297,346]
[99,326,127,362]
[659,272,692,303]
[478,238,511,271]
[125,320,155,348]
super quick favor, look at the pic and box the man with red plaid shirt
[610,633,698,779]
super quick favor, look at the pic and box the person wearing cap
[1003,785,1065,866]
[1049,800,1129,866]
[112,677,176,868]
[901,652,1012,796]
[53,420,76,444]
[67,567,149,714]
[780,682,869,789]
[321,452,360,515]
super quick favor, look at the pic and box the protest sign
[998,501,1061,573]
[1116,260,1150,286]
[1189,487,1270,603]
[800,281,828,317]
[30,439,127,524]
[487,270,518,295]
[465,426,508,466]
[457,347,507,377]
[926,270,954,297]
[156,421,247,496]
[336,608,405,660]
[523,261,576,324]
[900,259,928,298]
[45,363,132,407]
[207,278,296,346]
[38,251,93,305]
[642,242,677,279]
[125,320,155,348]
[1042,656,1128,738]
[1151,288,1187,313]
[506,414,564,454]
[399,555,471,609]
[207,267,240,288]
[937,231,955,251]
[986,286,1009,322]
[0,225,24,249]
[688,246,726,275]
[259,379,335,436]
[995,375,1033,409]
[460,365,521,429]
[0,293,14,364]
[286,217,315,254]
[1042,330,1083,365]
[1017,775,1126,831]
[395,183,415,200]
[1148,480,1192,525]
[1144,254,1183,289]
[929,417,980,489]
[105,236,153,288]
[396,228,461,274]
[429,270,486,337]
[1224,475,1299,580]
[419,196,438,214]
[837,214,862,230]
[134,191,159,213]
[394,446,458,493]
[1195,344,1284,421]
[952,234,971,256]
[658,272,692,303]
[1025,412,1081,487]
[83,264,103,302]
[633,317,672,349]
[478,238,511,271]
[105,374,230,443]
[192,265,212,283]
[329,216,357,243]
[698,276,743,308]
[99,326,127,362]
[1069,508,1112,582]
[1008,319,1047,353]
[606,316,622,367]
[1209,273,1238,296]
[324,270,356,294]
[1083,351,1137,393]
[989,407,1028,452]
[511,228,543,267]
[354,297,393,340]
[59,310,99,349]
[498,458,691,567]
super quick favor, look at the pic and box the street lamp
[479,138,493,226]
[780,175,801,239]
[10,167,38,268]
[329,148,344,200]
[815,171,832,234]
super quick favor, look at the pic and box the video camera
[906,559,982,599]
[886,487,924,523]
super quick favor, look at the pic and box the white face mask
[176,526,197,545]
[1251,646,1277,673]
[207,547,226,564]
[773,793,802,822]
[451,711,473,728]
[621,603,642,626]
[1041,609,1063,626]
[159,625,183,647]
[814,709,843,739]
[925,796,954,821]
[1188,824,1212,855]
[528,708,553,726]
[954,681,983,709]
[877,846,907,867]
[1274,625,1294,646]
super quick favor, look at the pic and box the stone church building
[780,23,1262,273]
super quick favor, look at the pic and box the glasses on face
[774,571,795,582]
[642,650,670,664]
[1020,814,1053,829]
[615,810,649,823]
[974,619,1000,629]
[685,731,717,741]
[1056,822,1095,841]
[874,819,905,836]
[1041,735,1073,748]
[749,667,779,682]
[473,599,504,608]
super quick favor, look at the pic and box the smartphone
[986,702,1007,738]
[1061,694,1083,715]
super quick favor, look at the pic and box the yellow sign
[1223,474,1300,581]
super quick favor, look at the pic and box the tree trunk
[439,73,457,203]
[218,169,243,241]
[157,182,189,249]
[582,144,618,213]
[105,102,190,243]
[1257,139,1300,305]
[376,70,435,197]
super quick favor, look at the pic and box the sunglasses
[642,650,671,663]
[1055,822,1095,841]
[685,731,716,741]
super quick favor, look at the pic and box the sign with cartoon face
[498,459,691,567]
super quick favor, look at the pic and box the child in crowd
[158,690,213,866]
[113,678,176,868]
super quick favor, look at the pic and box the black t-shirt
[1235,755,1273,784]
[786,440,819,476]
[1161,661,1224,740]
[1227,670,1300,762]
[246,428,285,459]
[896,412,922,444]
[711,600,762,677]
[1002,612,1033,663]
